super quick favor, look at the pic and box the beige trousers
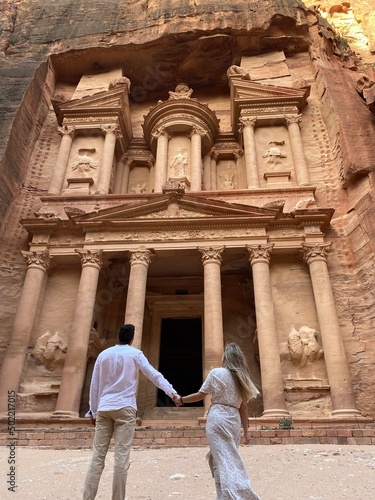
[83,406,137,500]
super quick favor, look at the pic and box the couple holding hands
[83,324,261,500]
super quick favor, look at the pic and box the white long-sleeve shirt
[88,344,177,417]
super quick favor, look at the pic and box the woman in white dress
[177,343,261,500]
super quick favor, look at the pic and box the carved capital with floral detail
[151,126,170,140]
[100,124,119,136]
[198,246,225,265]
[21,249,51,271]
[239,117,257,133]
[246,244,274,265]
[284,115,302,127]
[301,243,332,265]
[75,249,103,270]
[129,248,154,268]
[57,125,75,139]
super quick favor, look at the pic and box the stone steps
[1,416,374,448]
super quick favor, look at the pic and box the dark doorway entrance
[157,317,203,407]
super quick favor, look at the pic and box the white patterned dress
[200,367,260,500]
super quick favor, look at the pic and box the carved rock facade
[0,1,375,423]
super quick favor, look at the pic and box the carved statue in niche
[170,148,188,177]
[168,82,193,100]
[71,149,97,176]
[261,143,287,169]
[32,331,68,371]
[287,325,324,368]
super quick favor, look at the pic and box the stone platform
[1,411,374,449]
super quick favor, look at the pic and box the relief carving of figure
[170,148,188,177]
[168,82,193,100]
[32,331,68,371]
[71,154,97,176]
[262,146,287,168]
[287,325,324,368]
[131,183,146,193]
[220,172,234,189]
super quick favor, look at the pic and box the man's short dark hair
[118,324,135,344]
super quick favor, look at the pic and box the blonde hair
[222,342,258,402]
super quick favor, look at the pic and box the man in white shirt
[83,324,180,500]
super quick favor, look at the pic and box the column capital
[100,124,119,136]
[75,249,103,270]
[198,246,225,265]
[301,242,332,265]
[210,150,220,161]
[152,126,170,140]
[239,116,257,132]
[284,115,302,127]
[233,149,244,159]
[57,125,75,138]
[129,248,154,267]
[246,244,274,265]
[190,125,206,137]
[21,249,51,271]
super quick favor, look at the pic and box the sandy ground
[1,444,374,499]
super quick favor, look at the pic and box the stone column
[190,126,204,192]
[302,243,361,417]
[0,250,50,412]
[198,246,225,374]
[285,115,310,186]
[120,157,132,194]
[53,250,103,418]
[124,248,153,349]
[47,125,75,195]
[203,153,211,190]
[114,156,125,194]
[211,152,218,190]
[247,244,289,417]
[96,125,118,194]
[239,117,259,188]
[198,246,225,412]
[152,127,169,193]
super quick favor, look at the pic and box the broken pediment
[229,76,310,130]
[52,84,132,152]
[71,193,280,227]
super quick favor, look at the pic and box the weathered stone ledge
[1,426,375,449]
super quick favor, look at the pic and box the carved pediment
[72,194,280,227]
[52,84,132,153]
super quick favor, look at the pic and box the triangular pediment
[72,194,280,226]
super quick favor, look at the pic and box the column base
[331,408,363,418]
[262,408,291,418]
[50,410,79,419]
